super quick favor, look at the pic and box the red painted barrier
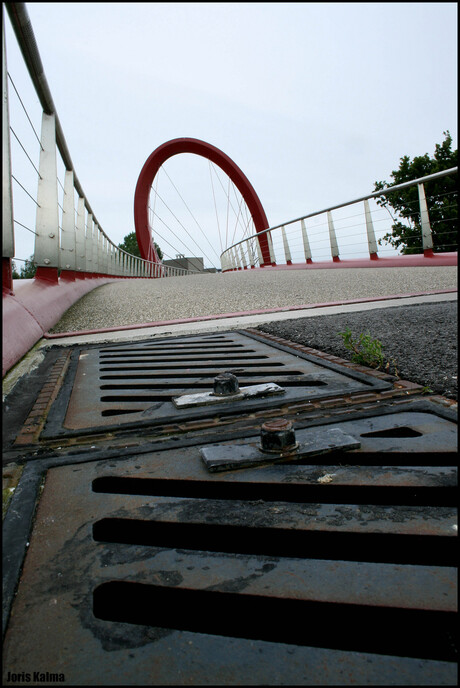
[2,275,120,376]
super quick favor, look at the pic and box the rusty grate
[2,405,457,685]
[3,321,457,685]
[43,331,392,437]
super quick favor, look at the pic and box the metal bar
[85,214,93,273]
[301,219,312,263]
[5,3,103,230]
[221,167,458,256]
[327,210,340,261]
[75,196,86,273]
[364,199,378,258]
[418,182,434,255]
[281,225,292,264]
[60,170,76,270]
[239,243,247,269]
[267,231,276,265]
[2,10,14,260]
[34,112,59,269]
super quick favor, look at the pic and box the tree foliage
[12,256,36,279]
[373,131,457,254]
[118,231,163,260]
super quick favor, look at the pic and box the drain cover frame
[3,394,457,685]
[2,428,457,685]
[41,329,394,439]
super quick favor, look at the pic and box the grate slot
[98,376,327,391]
[99,370,310,381]
[93,581,456,662]
[92,518,455,566]
[99,345,251,356]
[99,361,281,371]
[91,477,457,506]
[361,427,423,438]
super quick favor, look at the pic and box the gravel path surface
[49,266,457,332]
[257,301,458,400]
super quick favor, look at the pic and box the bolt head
[212,372,240,396]
[260,418,298,453]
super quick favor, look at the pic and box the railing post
[301,219,312,264]
[85,214,94,276]
[75,197,86,277]
[92,223,100,274]
[34,112,60,282]
[255,238,263,267]
[239,244,248,269]
[248,239,256,268]
[2,13,14,294]
[102,234,109,275]
[115,249,121,276]
[418,183,434,257]
[227,250,234,271]
[281,226,292,265]
[364,199,378,260]
[327,211,340,262]
[267,231,276,265]
[60,170,76,279]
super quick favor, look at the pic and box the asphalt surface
[257,300,458,400]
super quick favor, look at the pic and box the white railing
[2,3,196,290]
[220,167,458,270]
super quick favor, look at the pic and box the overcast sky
[5,2,458,268]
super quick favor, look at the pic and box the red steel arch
[134,137,271,267]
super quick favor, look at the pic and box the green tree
[118,231,163,260]
[13,256,36,279]
[374,131,457,254]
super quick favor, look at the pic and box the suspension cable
[208,161,222,259]
[150,185,218,269]
[7,72,43,149]
[160,165,221,263]
[11,175,40,205]
[209,163,250,243]
[9,126,41,177]
[148,206,208,273]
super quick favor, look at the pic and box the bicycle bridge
[2,4,458,686]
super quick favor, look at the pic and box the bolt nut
[260,418,298,454]
[43,259,50,265]
[212,372,240,396]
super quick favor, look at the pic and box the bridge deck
[47,265,457,335]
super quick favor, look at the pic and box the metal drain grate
[2,405,457,685]
[43,331,392,436]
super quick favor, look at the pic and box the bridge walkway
[45,265,457,337]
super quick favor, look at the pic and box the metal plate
[43,331,392,436]
[2,436,457,685]
[199,410,458,469]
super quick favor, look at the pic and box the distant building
[162,255,219,273]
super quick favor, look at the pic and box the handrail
[5,2,103,233]
[3,2,197,288]
[223,167,458,253]
[221,167,457,269]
